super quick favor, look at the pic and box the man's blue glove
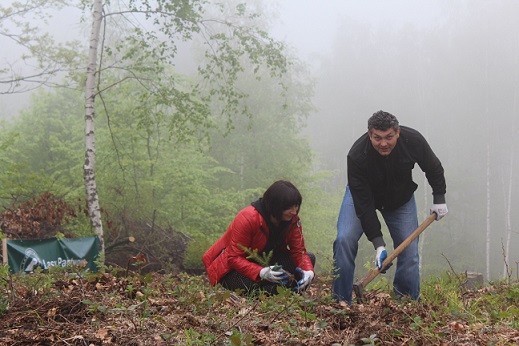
[375,246,387,270]
[259,265,289,284]
[375,246,393,273]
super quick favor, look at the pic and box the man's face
[369,127,400,156]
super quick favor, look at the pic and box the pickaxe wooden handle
[353,213,437,303]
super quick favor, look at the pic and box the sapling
[238,245,296,285]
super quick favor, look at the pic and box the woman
[202,180,315,294]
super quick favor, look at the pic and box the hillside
[1,268,518,345]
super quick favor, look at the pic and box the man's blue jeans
[333,185,420,304]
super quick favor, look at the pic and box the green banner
[7,236,99,273]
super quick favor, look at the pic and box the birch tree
[80,0,289,256]
[502,41,519,280]
[502,151,513,280]
[486,144,491,281]
[1,0,290,258]
[84,0,104,253]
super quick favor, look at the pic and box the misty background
[1,0,518,283]
[277,0,519,282]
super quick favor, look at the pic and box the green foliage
[0,89,84,201]
[0,294,8,316]
[422,273,463,308]
[0,265,10,316]
[82,299,108,317]
[421,273,519,330]
[0,0,82,93]
[239,245,273,267]
[297,175,343,272]
[0,0,329,274]
[358,334,380,346]
[183,328,218,345]
[184,234,212,269]
[468,283,519,328]
[228,331,254,346]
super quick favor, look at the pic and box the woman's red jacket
[202,206,314,286]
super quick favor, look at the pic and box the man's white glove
[294,267,314,292]
[375,246,387,270]
[259,265,289,283]
[430,203,448,220]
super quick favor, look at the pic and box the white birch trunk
[502,148,514,279]
[416,70,428,276]
[503,73,518,279]
[84,0,104,255]
[485,144,491,281]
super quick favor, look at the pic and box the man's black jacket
[347,126,446,248]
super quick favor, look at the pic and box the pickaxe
[353,213,437,303]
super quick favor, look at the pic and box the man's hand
[375,246,387,270]
[293,267,314,292]
[259,265,289,283]
[430,203,448,220]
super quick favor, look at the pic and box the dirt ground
[1,272,518,345]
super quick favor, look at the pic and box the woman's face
[280,205,299,222]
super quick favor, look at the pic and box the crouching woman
[202,180,316,294]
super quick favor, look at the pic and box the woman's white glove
[430,203,448,220]
[259,265,289,283]
[294,267,314,292]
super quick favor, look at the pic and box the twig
[218,299,260,341]
[441,253,463,284]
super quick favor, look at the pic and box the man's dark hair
[368,110,399,131]
[263,180,302,220]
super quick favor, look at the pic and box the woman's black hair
[262,180,302,220]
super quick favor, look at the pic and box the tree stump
[462,272,484,290]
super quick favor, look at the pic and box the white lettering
[41,258,85,269]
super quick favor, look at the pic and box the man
[333,110,447,304]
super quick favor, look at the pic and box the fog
[277,0,519,280]
[272,1,444,63]
[1,0,518,280]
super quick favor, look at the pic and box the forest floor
[1,269,518,346]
